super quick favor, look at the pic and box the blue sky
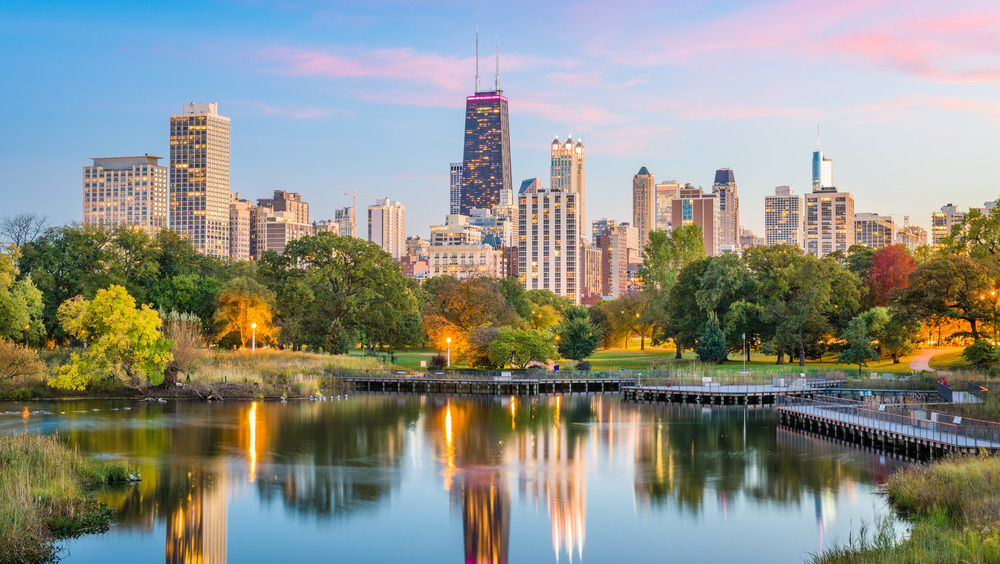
[2,0,1000,237]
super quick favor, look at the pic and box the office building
[739,229,765,249]
[430,214,484,246]
[428,244,502,280]
[712,169,739,249]
[931,204,965,246]
[368,198,406,259]
[804,187,855,257]
[449,162,463,215]
[263,211,311,255]
[169,102,231,258]
[764,186,804,247]
[581,244,602,298]
[812,150,833,192]
[468,208,514,249]
[518,188,579,304]
[854,212,896,248]
[591,218,618,247]
[551,135,586,241]
[249,205,272,260]
[335,206,356,238]
[632,166,655,252]
[82,155,168,235]
[257,190,308,224]
[459,44,512,215]
[598,224,638,298]
[655,181,680,231]
[670,186,721,256]
[406,235,431,259]
[901,221,928,249]
[229,193,253,261]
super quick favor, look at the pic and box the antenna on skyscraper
[817,124,820,150]
[475,20,480,93]
[495,35,501,92]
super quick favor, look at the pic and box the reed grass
[0,433,134,563]
[189,350,382,394]
[812,455,1000,564]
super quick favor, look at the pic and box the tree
[420,275,521,360]
[487,327,556,369]
[838,314,879,375]
[50,285,173,390]
[0,338,45,384]
[464,325,502,369]
[901,255,992,340]
[588,300,618,350]
[616,291,655,349]
[0,213,48,247]
[161,311,206,385]
[639,225,706,294]
[771,256,835,366]
[963,340,998,370]
[0,244,45,345]
[867,244,915,307]
[557,317,602,362]
[871,306,922,363]
[743,244,804,364]
[696,314,727,364]
[844,245,876,280]
[214,277,275,349]
[662,259,711,358]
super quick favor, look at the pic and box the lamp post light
[251,322,257,352]
[446,337,451,368]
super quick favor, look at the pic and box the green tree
[963,340,998,370]
[696,314,727,364]
[661,259,711,358]
[487,327,556,369]
[871,306,922,363]
[0,244,45,345]
[901,255,992,340]
[771,256,834,366]
[50,285,172,390]
[556,317,602,362]
[838,314,879,375]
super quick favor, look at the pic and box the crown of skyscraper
[714,168,735,184]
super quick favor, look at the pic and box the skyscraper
[518,188,579,304]
[82,155,168,235]
[632,166,655,252]
[257,190,308,224]
[654,181,680,231]
[368,198,406,259]
[712,168,739,249]
[229,192,253,261]
[931,204,964,247]
[449,162,463,215]
[459,35,512,215]
[812,150,833,192]
[670,186,720,256]
[764,186,803,247]
[550,135,586,241]
[169,102,231,258]
[804,187,855,257]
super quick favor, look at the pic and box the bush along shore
[814,454,1000,563]
[0,433,135,563]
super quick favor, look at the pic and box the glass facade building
[460,93,512,215]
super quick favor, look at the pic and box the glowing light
[444,404,456,491]
[248,402,257,483]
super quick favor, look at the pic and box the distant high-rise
[632,166,655,252]
[460,34,512,215]
[229,192,253,261]
[82,155,168,235]
[335,206,356,238]
[550,135,586,241]
[518,188,579,304]
[764,186,803,247]
[854,212,896,249]
[368,198,406,259]
[812,150,833,192]
[591,218,618,247]
[804,187,854,257]
[169,102,231,258]
[599,224,638,298]
[931,204,964,247]
[712,168,739,249]
[670,186,720,256]
[257,190,308,224]
[655,181,680,231]
[449,163,463,215]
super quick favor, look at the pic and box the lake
[0,394,907,563]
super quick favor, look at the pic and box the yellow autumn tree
[214,277,275,349]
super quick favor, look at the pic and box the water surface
[0,395,907,563]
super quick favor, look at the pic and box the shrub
[429,353,448,370]
[0,338,46,385]
[575,360,592,371]
[161,311,206,380]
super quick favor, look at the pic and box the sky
[2,0,1000,238]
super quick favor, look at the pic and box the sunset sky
[3,0,1000,236]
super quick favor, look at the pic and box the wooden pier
[777,395,1000,458]
[342,376,633,395]
[621,378,844,405]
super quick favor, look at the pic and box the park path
[908,348,949,372]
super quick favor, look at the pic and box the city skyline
[3,1,1000,237]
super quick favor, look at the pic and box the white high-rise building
[335,206,356,238]
[931,204,964,247]
[550,136,586,242]
[229,192,253,261]
[518,188,580,304]
[632,166,655,252]
[169,102,231,258]
[764,186,803,247]
[655,181,680,231]
[368,198,406,259]
[805,187,855,257]
[449,162,463,216]
[82,156,168,235]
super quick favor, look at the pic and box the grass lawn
[929,349,971,371]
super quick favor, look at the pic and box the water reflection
[0,395,905,563]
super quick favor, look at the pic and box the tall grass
[189,350,383,394]
[0,433,134,563]
[813,455,1000,563]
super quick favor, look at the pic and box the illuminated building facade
[764,186,803,247]
[670,186,720,256]
[805,187,855,257]
[460,91,512,214]
[169,102,231,258]
[655,181,680,231]
[518,188,579,304]
[449,162,463,215]
[82,155,168,235]
[368,198,406,259]
[229,192,252,261]
[931,203,964,247]
[632,166,655,252]
[550,135,586,241]
[712,168,739,249]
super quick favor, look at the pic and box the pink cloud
[252,102,336,119]
[850,96,1000,121]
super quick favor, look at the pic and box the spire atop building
[475,22,480,93]
[495,35,501,92]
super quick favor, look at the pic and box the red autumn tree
[867,244,916,306]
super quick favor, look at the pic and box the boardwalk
[622,377,845,405]
[341,376,631,395]
[777,395,1000,457]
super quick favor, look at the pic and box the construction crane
[344,190,378,238]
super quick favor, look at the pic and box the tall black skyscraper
[460,33,512,215]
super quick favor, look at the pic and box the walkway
[908,348,949,372]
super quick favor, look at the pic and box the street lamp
[251,322,257,352]
[446,337,451,368]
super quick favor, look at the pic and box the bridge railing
[777,394,1000,448]
[324,368,637,382]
